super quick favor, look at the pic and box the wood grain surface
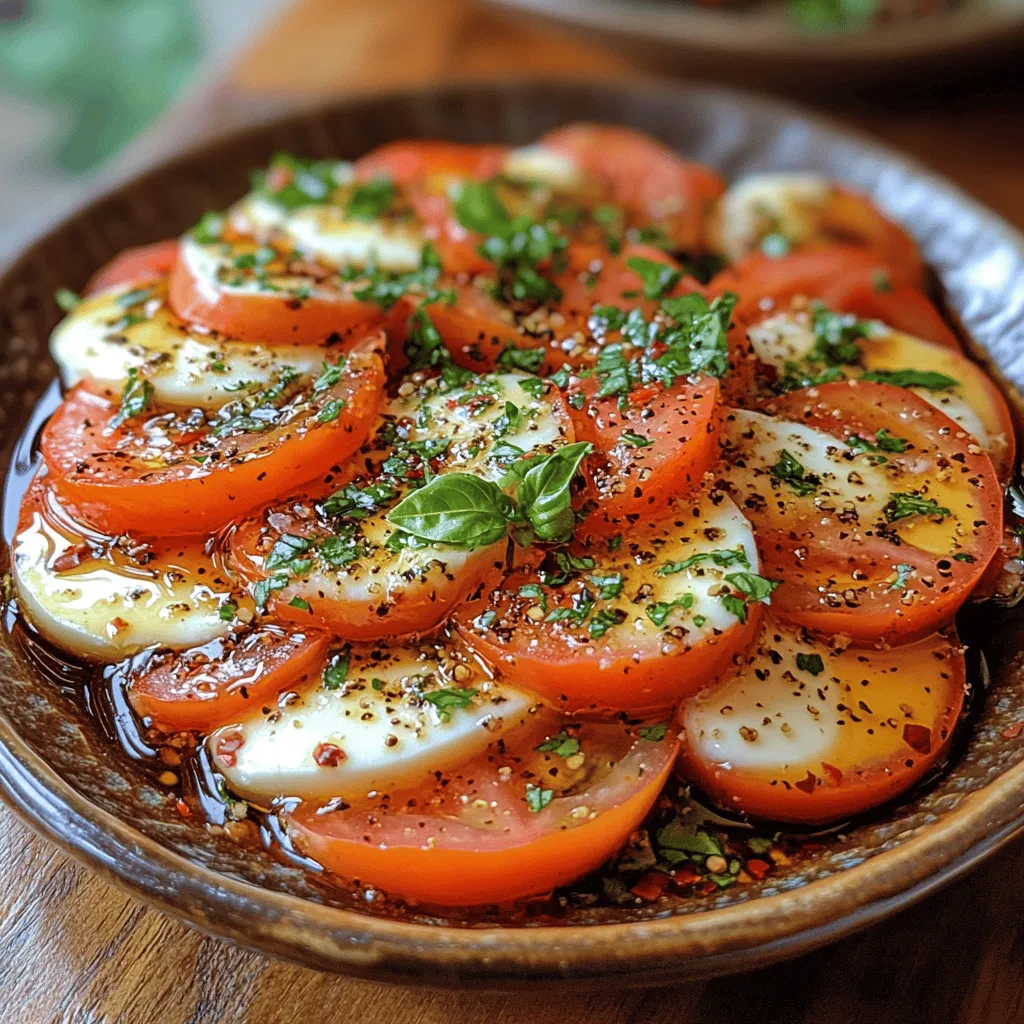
[4,2,1024,1021]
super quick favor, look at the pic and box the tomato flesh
[129,626,328,733]
[42,335,386,536]
[85,240,180,297]
[287,721,677,905]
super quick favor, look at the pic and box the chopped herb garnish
[884,493,951,523]
[316,399,345,423]
[953,552,977,563]
[323,648,351,690]
[54,288,80,312]
[252,574,288,609]
[536,731,580,758]
[646,593,695,627]
[345,175,395,220]
[625,256,682,300]
[639,723,668,742]
[525,784,554,813]
[497,345,546,373]
[109,368,154,429]
[796,652,825,675]
[192,210,225,244]
[424,686,478,720]
[588,572,624,600]
[809,303,868,366]
[656,547,750,577]
[770,449,820,497]
[288,596,311,611]
[887,562,916,591]
[218,602,236,622]
[861,368,959,390]
[619,429,653,449]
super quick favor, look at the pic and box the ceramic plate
[1,81,1024,987]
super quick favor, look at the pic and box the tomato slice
[568,373,720,537]
[85,240,180,297]
[454,492,763,713]
[42,334,386,536]
[718,382,1003,642]
[286,720,677,905]
[742,304,1015,481]
[709,248,953,349]
[128,626,328,733]
[678,617,966,824]
[540,123,725,252]
[424,243,702,376]
[168,234,390,346]
[354,140,508,187]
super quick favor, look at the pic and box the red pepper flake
[1003,723,1024,740]
[794,770,818,794]
[821,761,843,786]
[699,881,719,896]
[672,864,701,888]
[746,858,770,880]
[215,731,244,768]
[313,742,347,767]
[175,799,191,818]
[902,723,932,755]
[52,543,92,573]
[631,871,669,901]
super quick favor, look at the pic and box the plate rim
[2,77,1024,984]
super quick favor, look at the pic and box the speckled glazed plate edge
[1,81,1024,987]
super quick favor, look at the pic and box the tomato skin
[540,123,725,252]
[286,728,677,906]
[128,627,328,733]
[677,620,966,824]
[85,241,180,296]
[569,373,721,538]
[354,140,507,186]
[709,247,954,349]
[41,335,386,537]
[739,382,1003,642]
[168,243,389,346]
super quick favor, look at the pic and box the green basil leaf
[386,473,513,548]
[515,442,592,544]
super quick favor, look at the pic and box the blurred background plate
[482,0,1024,86]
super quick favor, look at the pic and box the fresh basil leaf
[884,493,951,523]
[861,368,959,390]
[109,368,154,428]
[515,442,592,544]
[386,473,513,548]
[451,180,510,236]
[626,256,682,300]
[345,175,395,221]
[424,686,478,720]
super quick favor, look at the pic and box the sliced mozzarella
[501,145,585,192]
[208,641,538,802]
[244,372,571,634]
[711,172,832,262]
[231,194,425,272]
[50,282,325,409]
[748,310,1000,455]
[13,484,244,660]
[388,371,570,482]
[719,408,891,531]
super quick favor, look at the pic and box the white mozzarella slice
[720,408,891,529]
[13,487,242,660]
[712,172,832,262]
[389,372,569,482]
[682,622,840,771]
[209,642,538,802]
[501,145,584,192]
[50,285,324,409]
[231,195,425,272]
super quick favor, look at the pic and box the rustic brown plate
[2,81,1024,988]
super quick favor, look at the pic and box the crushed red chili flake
[746,858,770,880]
[821,761,843,785]
[902,723,932,755]
[672,864,701,888]
[794,770,818,794]
[1003,723,1024,740]
[313,742,347,767]
[175,799,191,818]
[631,871,670,901]
[214,731,244,768]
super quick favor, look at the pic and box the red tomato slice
[354,140,507,187]
[709,248,953,349]
[85,240,180,297]
[719,381,1003,642]
[128,626,328,733]
[568,373,721,537]
[286,720,677,905]
[678,617,966,824]
[423,243,701,376]
[42,334,385,537]
[454,492,762,714]
[168,235,389,346]
[540,123,725,252]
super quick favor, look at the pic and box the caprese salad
[9,124,1019,909]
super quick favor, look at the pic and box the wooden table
[5,2,1024,1021]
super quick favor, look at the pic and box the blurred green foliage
[0,0,201,173]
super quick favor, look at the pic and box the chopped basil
[656,547,750,577]
[646,593,694,627]
[861,368,959,390]
[588,607,626,638]
[884,493,951,523]
[109,368,154,429]
[320,482,395,520]
[887,562,916,591]
[424,686,478,720]
[588,572,624,600]
[54,288,80,312]
[536,731,580,758]
[254,153,340,211]
[625,256,682,300]
[518,377,547,400]
[252,574,288,609]
[809,304,868,366]
[323,647,351,690]
[639,723,668,742]
[288,596,311,611]
[497,345,545,373]
[953,552,977,563]
[770,449,820,497]
[192,210,225,244]
[316,399,345,423]
[619,429,653,449]
[218,602,236,622]
[345,175,395,221]
[526,784,554,813]
[657,821,722,857]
